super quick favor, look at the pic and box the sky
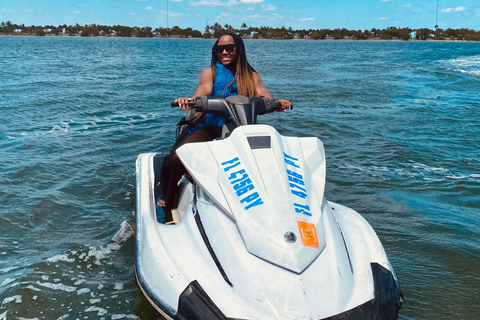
[1,0,479,31]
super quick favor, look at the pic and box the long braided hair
[211,33,257,98]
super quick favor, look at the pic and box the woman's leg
[160,126,220,222]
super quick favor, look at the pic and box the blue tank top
[205,62,238,127]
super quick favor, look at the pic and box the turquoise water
[1,37,479,319]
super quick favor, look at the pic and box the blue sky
[1,0,479,30]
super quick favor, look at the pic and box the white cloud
[145,6,154,10]
[79,4,88,7]
[403,4,411,7]
[441,6,465,13]
[217,12,233,19]
[158,10,180,16]
[190,0,235,6]
[189,0,263,6]
[298,17,316,21]
[378,16,388,20]
[380,0,392,2]
[261,4,276,11]
[0,7,15,13]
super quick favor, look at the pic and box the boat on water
[135,95,403,319]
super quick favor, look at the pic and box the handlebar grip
[170,100,197,108]
[273,99,293,110]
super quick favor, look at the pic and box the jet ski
[135,95,403,320]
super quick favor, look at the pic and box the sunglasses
[215,44,235,55]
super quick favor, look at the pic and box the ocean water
[0,36,479,320]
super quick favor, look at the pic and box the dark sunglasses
[215,44,235,55]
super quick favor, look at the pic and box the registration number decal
[221,157,264,211]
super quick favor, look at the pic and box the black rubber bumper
[175,280,229,320]
[324,263,403,320]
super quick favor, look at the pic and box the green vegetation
[1,21,479,41]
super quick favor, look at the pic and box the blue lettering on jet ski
[284,153,312,217]
[284,152,300,168]
[222,157,242,172]
[221,157,264,211]
[293,203,312,217]
[241,192,263,210]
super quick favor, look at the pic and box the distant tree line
[1,21,479,41]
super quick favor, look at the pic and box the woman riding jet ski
[157,33,291,223]
[135,95,404,320]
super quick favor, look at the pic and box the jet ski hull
[135,142,402,319]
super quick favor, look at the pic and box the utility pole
[435,0,439,29]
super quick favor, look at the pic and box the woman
[159,33,291,223]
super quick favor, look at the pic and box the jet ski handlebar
[170,96,285,113]
[170,100,198,108]
[171,96,288,127]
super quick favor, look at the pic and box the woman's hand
[175,97,194,111]
[277,99,292,111]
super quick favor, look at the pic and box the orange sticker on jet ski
[297,221,319,248]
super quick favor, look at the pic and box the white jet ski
[135,95,403,320]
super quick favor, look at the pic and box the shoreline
[0,34,475,42]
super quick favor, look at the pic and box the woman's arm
[253,72,273,99]
[175,67,214,111]
[253,72,292,110]
[193,67,214,98]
